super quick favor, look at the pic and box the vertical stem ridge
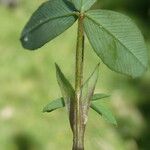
[73,13,85,150]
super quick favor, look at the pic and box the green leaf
[91,103,117,125]
[43,98,64,113]
[43,93,109,113]
[92,93,110,101]
[84,10,148,77]
[81,63,99,124]
[70,0,97,11]
[20,0,77,50]
[55,64,74,111]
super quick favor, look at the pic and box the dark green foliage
[20,0,77,50]
[20,0,148,77]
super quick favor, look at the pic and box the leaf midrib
[85,14,146,69]
[22,12,77,36]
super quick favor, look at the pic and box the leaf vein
[85,14,146,69]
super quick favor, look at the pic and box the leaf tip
[20,35,38,51]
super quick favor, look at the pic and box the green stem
[72,13,85,150]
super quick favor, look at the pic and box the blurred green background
[0,0,149,150]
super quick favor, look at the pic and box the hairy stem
[72,13,85,150]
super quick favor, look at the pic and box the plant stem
[72,13,85,150]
